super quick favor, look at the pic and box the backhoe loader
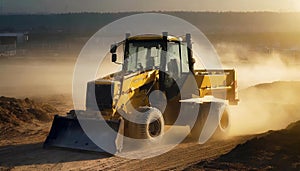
[44,33,239,153]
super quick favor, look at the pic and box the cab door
[160,41,190,99]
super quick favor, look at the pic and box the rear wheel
[213,107,230,140]
[127,107,164,141]
[190,103,210,141]
[190,102,230,141]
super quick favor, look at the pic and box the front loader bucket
[43,115,124,154]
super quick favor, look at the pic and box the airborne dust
[217,43,300,135]
[1,42,300,137]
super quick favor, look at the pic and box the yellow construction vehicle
[44,33,238,153]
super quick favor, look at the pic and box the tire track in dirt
[112,136,252,171]
[0,135,252,170]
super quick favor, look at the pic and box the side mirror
[110,44,117,53]
[191,57,196,64]
[112,53,117,63]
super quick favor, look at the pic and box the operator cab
[111,33,195,99]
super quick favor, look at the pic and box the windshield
[125,41,162,73]
[123,40,189,76]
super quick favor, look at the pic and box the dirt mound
[241,81,300,103]
[0,96,57,137]
[187,120,300,170]
[229,81,300,135]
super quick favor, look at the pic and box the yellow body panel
[194,69,238,104]
[95,68,238,120]
[111,70,158,118]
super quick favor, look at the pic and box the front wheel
[127,107,165,141]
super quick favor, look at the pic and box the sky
[1,0,300,14]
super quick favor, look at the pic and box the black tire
[212,107,230,140]
[190,102,230,141]
[190,103,210,141]
[127,107,165,141]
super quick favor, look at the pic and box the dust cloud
[0,56,75,98]
[216,43,300,135]
[1,42,299,136]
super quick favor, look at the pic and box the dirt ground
[0,129,252,171]
[0,95,253,171]
[186,121,300,170]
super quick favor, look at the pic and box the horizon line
[1,10,300,15]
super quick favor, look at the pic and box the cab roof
[127,34,182,42]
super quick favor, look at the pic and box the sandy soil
[0,132,252,171]
[0,81,299,170]
[186,121,300,170]
[0,95,254,171]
